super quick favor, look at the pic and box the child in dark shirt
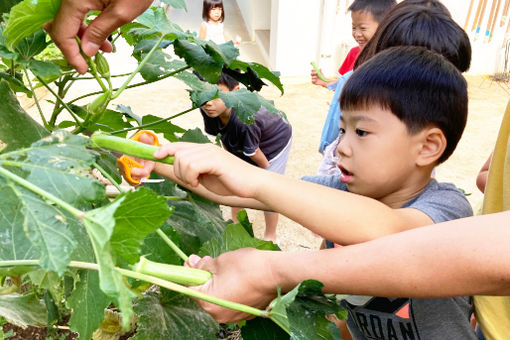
[200,73,292,242]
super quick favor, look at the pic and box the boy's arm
[154,142,435,245]
[248,148,270,168]
[190,211,510,323]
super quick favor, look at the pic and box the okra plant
[0,0,346,339]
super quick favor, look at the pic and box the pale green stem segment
[156,229,189,262]
[35,75,82,126]
[90,133,174,165]
[112,35,165,100]
[93,161,124,193]
[0,260,268,318]
[23,67,48,129]
[0,166,83,218]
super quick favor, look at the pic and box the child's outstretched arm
[151,142,436,245]
[199,22,207,40]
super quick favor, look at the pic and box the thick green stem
[93,161,124,193]
[110,107,195,135]
[112,35,165,100]
[0,259,268,318]
[0,166,83,218]
[23,68,48,129]
[156,229,188,262]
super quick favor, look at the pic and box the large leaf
[29,59,62,78]
[174,39,223,84]
[127,7,184,41]
[0,293,47,328]
[14,30,48,64]
[267,280,345,340]
[141,224,182,265]
[132,291,219,340]
[219,89,270,124]
[138,50,187,81]
[110,187,173,264]
[229,60,284,95]
[241,317,289,340]
[0,72,31,94]
[197,40,239,66]
[140,114,186,142]
[199,221,279,258]
[1,131,106,207]
[0,80,49,152]
[4,0,60,49]
[67,270,111,340]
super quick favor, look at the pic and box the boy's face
[351,10,379,49]
[201,83,231,119]
[336,106,424,203]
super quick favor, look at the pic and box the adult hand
[152,142,265,198]
[187,249,279,323]
[46,0,153,74]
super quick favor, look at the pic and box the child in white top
[199,0,226,44]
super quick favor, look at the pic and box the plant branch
[109,107,195,135]
[93,161,124,193]
[112,35,165,100]
[0,259,268,318]
[23,68,48,129]
[156,229,188,262]
[35,75,83,126]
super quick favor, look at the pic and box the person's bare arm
[199,22,207,40]
[46,0,153,74]
[248,148,270,169]
[190,211,510,323]
[476,153,492,193]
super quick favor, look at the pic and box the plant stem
[0,259,268,318]
[23,68,48,129]
[112,35,165,100]
[35,75,83,126]
[156,229,188,262]
[93,161,124,193]
[69,72,132,80]
[0,166,83,218]
[109,107,195,135]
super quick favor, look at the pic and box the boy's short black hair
[202,0,225,22]
[355,4,471,72]
[340,46,468,164]
[348,0,397,22]
[218,71,239,90]
[397,0,451,16]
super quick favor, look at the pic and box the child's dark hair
[348,0,397,22]
[218,71,239,90]
[397,0,451,16]
[341,46,468,164]
[355,4,471,72]
[202,0,225,22]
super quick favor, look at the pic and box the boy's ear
[415,127,447,167]
[233,84,241,91]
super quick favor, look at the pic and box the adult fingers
[80,0,153,57]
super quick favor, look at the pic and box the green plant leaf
[268,280,345,340]
[1,131,106,207]
[140,114,186,142]
[160,0,187,10]
[132,291,219,340]
[0,293,47,328]
[229,60,284,95]
[67,270,111,340]
[0,72,30,94]
[179,127,211,144]
[0,0,23,16]
[137,50,187,81]
[174,39,223,84]
[4,0,60,50]
[199,221,278,258]
[129,7,183,41]
[110,187,173,264]
[198,40,239,66]
[14,30,48,63]
[0,80,49,152]
[90,108,137,135]
[241,317,289,340]
[141,224,182,265]
[29,59,61,78]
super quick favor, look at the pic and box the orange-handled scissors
[117,130,163,185]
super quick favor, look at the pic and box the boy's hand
[119,132,157,184]
[153,142,264,198]
[187,249,278,323]
[311,69,328,88]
